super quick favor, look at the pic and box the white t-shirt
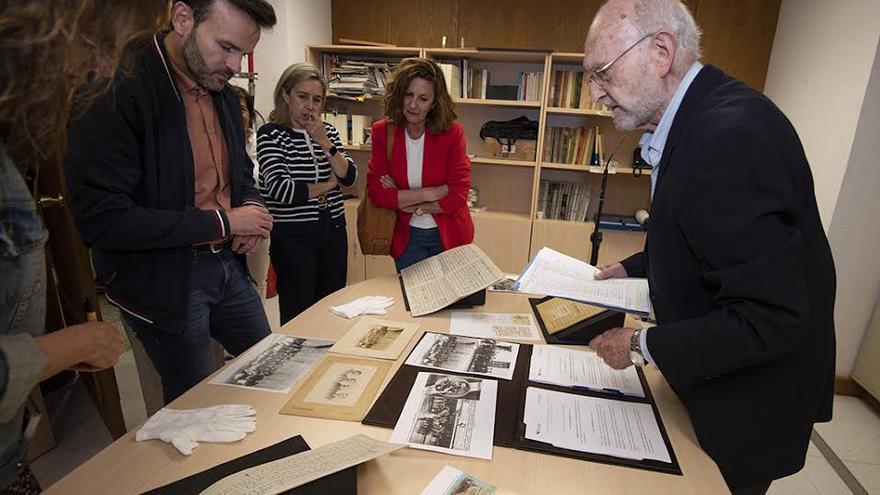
[406,132,438,229]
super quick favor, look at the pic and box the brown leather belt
[194,239,231,253]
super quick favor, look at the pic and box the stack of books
[321,54,394,96]
[536,180,592,222]
[516,71,543,101]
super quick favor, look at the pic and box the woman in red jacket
[367,58,474,271]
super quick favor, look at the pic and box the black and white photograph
[329,318,420,360]
[209,334,333,393]
[356,324,404,351]
[391,372,497,460]
[302,362,377,407]
[405,332,520,380]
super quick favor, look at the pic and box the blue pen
[570,385,624,396]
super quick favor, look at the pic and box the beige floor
[30,296,880,494]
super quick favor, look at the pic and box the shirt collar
[640,61,704,166]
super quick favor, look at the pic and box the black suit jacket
[65,33,265,331]
[621,65,836,487]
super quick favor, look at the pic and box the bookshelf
[306,44,648,282]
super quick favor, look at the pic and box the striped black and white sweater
[256,122,357,223]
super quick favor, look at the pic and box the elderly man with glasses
[584,1,836,494]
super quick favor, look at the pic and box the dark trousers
[729,480,771,495]
[270,213,347,326]
[394,226,443,272]
[124,248,271,404]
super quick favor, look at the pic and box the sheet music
[517,248,651,316]
[528,345,644,397]
[450,312,541,341]
[523,387,670,463]
[401,244,505,317]
[200,435,403,495]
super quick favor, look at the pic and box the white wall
[763,0,880,231]
[764,0,880,375]
[243,0,332,121]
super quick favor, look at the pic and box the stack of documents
[517,247,651,316]
[523,387,671,462]
[529,345,645,398]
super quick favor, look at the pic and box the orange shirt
[167,54,231,212]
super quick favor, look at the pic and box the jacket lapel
[654,65,723,191]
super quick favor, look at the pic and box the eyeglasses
[586,32,657,86]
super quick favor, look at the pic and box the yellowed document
[535,297,605,335]
[329,318,419,360]
[200,435,403,495]
[401,244,504,317]
[280,355,391,421]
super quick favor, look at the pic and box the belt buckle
[317,194,329,210]
[209,242,224,254]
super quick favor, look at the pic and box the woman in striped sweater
[258,63,357,325]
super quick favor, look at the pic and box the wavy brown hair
[382,58,457,135]
[0,0,170,167]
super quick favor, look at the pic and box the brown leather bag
[357,123,397,255]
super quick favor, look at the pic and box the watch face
[629,350,645,367]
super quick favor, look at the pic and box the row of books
[536,180,592,222]
[516,71,543,101]
[543,125,605,166]
[547,69,600,109]
[320,112,373,147]
[321,54,395,95]
[437,61,542,101]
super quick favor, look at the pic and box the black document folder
[362,333,681,475]
[141,435,357,495]
[529,296,626,345]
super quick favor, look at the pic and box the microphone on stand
[589,130,631,266]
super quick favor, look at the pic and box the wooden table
[46,276,728,495]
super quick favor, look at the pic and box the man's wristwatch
[629,329,646,367]
[328,144,339,157]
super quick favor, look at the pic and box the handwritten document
[517,248,651,316]
[529,345,644,397]
[199,435,403,495]
[401,244,504,317]
[523,387,670,463]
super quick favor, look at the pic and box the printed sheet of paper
[280,355,391,421]
[200,434,403,495]
[535,297,607,335]
[390,372,497,460]
[517,248,651,316]
[329,318,420,360]
[419,466,497,495]
[449,312,541,341]
[209,334,333,393]
[405,332,520,380]
[401,244,504,317]
[528,345,645,398]
[523,387,670,463]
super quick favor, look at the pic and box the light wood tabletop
[45,276,728,495]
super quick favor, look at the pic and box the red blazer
[367,119,474,259]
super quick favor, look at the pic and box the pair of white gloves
[329,295,394,319]
[136,404,256,455]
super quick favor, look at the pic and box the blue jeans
[124,248,270,404]
[395,226,443,272]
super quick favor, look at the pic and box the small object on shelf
[486,84,518,100]
[597,213,647,232]
[480,116,538,161]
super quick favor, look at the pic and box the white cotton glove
[135,404,257,455]
[330,296,394,318]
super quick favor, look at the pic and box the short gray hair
[630,0,702,70]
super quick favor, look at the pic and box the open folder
[363,335,681,475]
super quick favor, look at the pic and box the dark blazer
[64,33,264,331]
[621,65,836,487]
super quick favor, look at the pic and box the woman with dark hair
[0,2,169,492]
[366,57,473,271]
[258,63,357,325]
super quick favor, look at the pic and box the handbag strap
[386,121,394,163]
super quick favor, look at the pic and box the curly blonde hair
[382,58,457,135]
[0,0,169,166]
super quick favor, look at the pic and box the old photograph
[405,332,520,380]
[281,355,391,422]
[419,466,497,495]
[209,334,333,393]
[450,312,541,341]
[391,372,497,460]
[330,318,419,360]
